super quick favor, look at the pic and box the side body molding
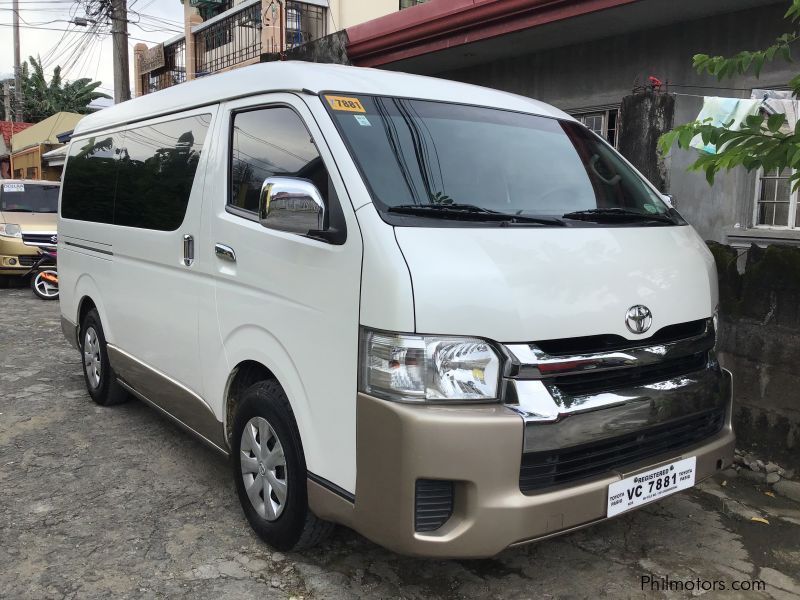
[107,344,227,454]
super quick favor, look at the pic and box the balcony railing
[194,0,262,76]
[142,37,186,94]
[138,0,329,94]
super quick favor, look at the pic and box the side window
[229,106,330,213]
[61,135,119,224]
[115,114,210,231]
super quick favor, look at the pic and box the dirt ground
[2,286,799,599]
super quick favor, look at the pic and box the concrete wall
[327,0,398,31]
[665,95,757,243]
[710,242,800,466]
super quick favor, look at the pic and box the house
[133,0,426,96]
[10,112,83,181]
[0,121,33,179]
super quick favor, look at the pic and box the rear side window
[61,114,211,230]
[61,135,119,224]
[229,107,329,212]
[115,115,211,230]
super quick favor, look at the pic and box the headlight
[712,305,719,352]
[360,329,501,402]
[0,223,21,238]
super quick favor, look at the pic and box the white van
[59,62,733,558]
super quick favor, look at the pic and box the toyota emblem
[625,305,652,334]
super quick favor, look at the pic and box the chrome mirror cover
[258,177,325,235]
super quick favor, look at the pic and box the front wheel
[231,381,334,551]
[31,270,59,300]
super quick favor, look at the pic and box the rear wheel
[231,380,334,551]
[80,309,128,406]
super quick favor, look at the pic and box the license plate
[607,456,696,518]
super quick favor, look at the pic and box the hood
[394,225,717,343]
[0,210,58,231]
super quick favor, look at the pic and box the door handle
[183,234,194,266]
[215,243,236,263]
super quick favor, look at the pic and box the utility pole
[3,81,11,122]
[12,0,22,121]
[110,0,131,103]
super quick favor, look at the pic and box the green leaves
[659,115,800,189]
[19,55,110,123]
[693,32,798,82]
[662,2,800,191]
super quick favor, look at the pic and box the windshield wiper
[388,203,565,225]
[562,208,676,224]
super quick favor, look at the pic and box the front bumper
[311,375,734,559]
[0,237,39,275]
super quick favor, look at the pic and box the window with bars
[754,167,797,228]
[400,0,428,9]
[285,2,327,49]
[573,109,619,148]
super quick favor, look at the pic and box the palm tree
[20,56,110,123]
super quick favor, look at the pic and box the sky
[0,0,185,103]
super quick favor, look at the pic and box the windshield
[0,182,60,213]
[324,95,675,225]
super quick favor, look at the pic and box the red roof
[0,121,33,149]
[347,0,638,67]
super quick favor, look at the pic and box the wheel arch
[73,274,114,342]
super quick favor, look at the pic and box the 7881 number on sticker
[325,95,366,113]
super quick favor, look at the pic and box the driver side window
[229,106,330,213]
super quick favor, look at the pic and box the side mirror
[662,193,675,208]
[259,177,325,236]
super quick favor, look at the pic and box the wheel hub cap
[240,416,288,521]
[83,327,102,389]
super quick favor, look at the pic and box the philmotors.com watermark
[641,574,767,593]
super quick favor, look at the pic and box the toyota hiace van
[59,62,733,558]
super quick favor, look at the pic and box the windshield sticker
[354,114,371,127]
[2,183,24,193]
[643,204,658,213]
[325,95,366,113]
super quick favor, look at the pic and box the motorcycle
[26,248,59,300]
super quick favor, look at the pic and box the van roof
[73,61,570,136]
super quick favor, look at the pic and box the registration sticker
[607,456,696,518]
[3,183,24,192]
[354,114,371,127]
[325,95,366,113]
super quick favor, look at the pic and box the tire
[231,380,334,551]
[79,308,128,406]
[31,271,59,300]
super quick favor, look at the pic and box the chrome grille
[22,232,57,247]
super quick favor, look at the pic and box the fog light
[8,258,17,265]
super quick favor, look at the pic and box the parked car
[0,179,59,282]
[58,62,734,558]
